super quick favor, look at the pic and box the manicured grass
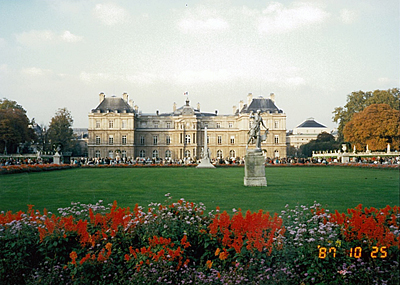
[0,166,398,214]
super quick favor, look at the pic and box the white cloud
[93,3,129,26]
[80,71,159,85]
[258,2,329,34]
[340,9,358,24]
[15,30,82,47]
[175,69,231,85]
[60,30,83,42]
[21,67,52,76]
[0,64,8,73]
[178,17,229,33]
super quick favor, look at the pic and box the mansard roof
[240,97,283,114]
[296,118,326,128]
[92,96,134,113]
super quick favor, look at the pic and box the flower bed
[0,164,78,175]
[0,196,398,284]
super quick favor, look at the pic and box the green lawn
[0,166,398,214]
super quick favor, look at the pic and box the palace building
[87,92,287,160]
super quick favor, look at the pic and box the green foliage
[0,98,35,153]
[299,132,340,157]
[47,107,75,153]
[332,88,400,140]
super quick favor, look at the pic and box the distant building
[87,92,287,160]
[286,118,330,149]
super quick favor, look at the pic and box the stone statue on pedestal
[244,110,267,186]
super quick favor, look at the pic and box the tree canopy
[47,108,75,152]
[299,132,340,158]
[343,104,399,151]
[0,99,35,154]
[332,88,399,140]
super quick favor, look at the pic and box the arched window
[274,150,279,158]
[184,150,191,158]
[95,150,101,158]
[229,150,236,158]
[121,150,127,158]
[108,150,114,158]
[139,150,145,158]
[165,150,171,158]
[152,150,159,158]
[217,150,222,158]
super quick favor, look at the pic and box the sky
[0,0,398,130]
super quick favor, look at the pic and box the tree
[343,104,399,151]
[332,88,399,140]
[299,132,340,158]
[0,99,35,154]
[47,108,75,152]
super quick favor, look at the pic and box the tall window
[96,120,100,128]
[274,150,279,158]
[192,123,196,129]
[230,136,235,144]
[96,136,101,145]
[152,150,158,158]
[154,123,158,128]
[274,120,279,129]
[166,135,171,145]
[95,150,100,158]
[230,150,236,158]
[228,122,233,128]
[109,120,114,128]
[108,136,113,145]
[165,150,171,158]
[139,150,145,158]
[207,136,210,144]
[166,122,171,129]
[153,135,158,145]
[217,135,222,145]
[193,133,196,144]
[122,135,127,145]
[108,150,114,158]
[121,150,127,158]
[216,122,221,128]
[184,150,191,158]
[274,135,279,144]
[185,134,191,144]
[140,136,145,145]
[217,150,222,158]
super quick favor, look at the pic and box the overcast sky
[0,0,398,130]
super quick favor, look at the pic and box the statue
[247,110,269,150]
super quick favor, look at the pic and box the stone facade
[88,92,287,160]
[286,118,330,149]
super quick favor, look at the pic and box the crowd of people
[1,155,398,167]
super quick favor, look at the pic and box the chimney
[173,102,177,112]
[247,93,253,106]
[270,92,275,102]
[122,92,128,102]
[239,100,244,111]
[197,102,200,111]
[232,105,237,114]
[99,92,105,102]
[129,99,134,108]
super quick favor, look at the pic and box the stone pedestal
[53,152,62,165]
[196,157,215,168]
[244,149,267,186]
[341,153,349,163]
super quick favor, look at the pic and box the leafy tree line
[0,98,79,155]
[291,88,398,157]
